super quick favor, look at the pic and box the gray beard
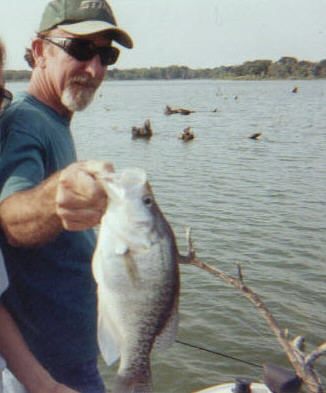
[61,85,96,112]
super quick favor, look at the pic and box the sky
[0,0,326,70]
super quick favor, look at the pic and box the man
[0,38,83,393]
[0,1,133,392]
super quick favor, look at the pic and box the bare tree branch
[305,343,326,368]
[179,228,325,393]
[292,336,305,353]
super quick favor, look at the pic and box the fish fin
[97,298,121,366]
[113,368,153,393]
[153,300,179,352]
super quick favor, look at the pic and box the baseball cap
[38,0,133,49]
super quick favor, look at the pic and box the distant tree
[6,57,326,82]
[4,69,31,81]
[277,56,298,65]
[241,60,272,77]
[271,57,299,78]
[313,59,326,78]
[196,68,214,79]
[297,60,315,78]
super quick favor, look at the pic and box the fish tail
[112,370,153,393]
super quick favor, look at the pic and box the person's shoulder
[4,92,46,120]
[0,92,54,136]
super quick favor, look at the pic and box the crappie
[92,168,180,393]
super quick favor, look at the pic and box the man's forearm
[0,303,54,393]
[0,303,82,393]
[0,172,63,247]
[0,160,113,247]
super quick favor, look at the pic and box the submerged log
[165,105,195,116]
[178,127,195,141]
[247,132,262,140]
[131,119,153,139]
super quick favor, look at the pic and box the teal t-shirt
[0,92,98,369]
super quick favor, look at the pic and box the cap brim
[58,21,133,48]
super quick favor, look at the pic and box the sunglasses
[42,37,120,66]
[0,87,13,111]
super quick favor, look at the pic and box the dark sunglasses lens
[66,40,95,62]
[99,47,120,66]
[58,39,119,66]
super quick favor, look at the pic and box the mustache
[69,75,100,89]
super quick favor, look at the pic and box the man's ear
[31,38,47,68]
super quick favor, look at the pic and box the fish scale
[92,167,180,393]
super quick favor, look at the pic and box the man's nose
[84,54,105,77]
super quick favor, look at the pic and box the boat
[193,382,272,393]
[193,363,302,393]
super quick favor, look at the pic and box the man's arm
[0,171,62,247]
[0,160,113,247]
[0,303,83,393]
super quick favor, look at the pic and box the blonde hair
[0,38,5,68]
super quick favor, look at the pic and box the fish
[92,167,180,393]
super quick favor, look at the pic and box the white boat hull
[193,382,272,393]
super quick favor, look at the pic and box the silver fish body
[92,168,180,393]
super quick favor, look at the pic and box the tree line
[4,56,326,82]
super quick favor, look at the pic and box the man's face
[42,29,110,112]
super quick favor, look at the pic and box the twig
[179,228,325,393]
[305,343,326,368]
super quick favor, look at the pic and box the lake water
[8,79,326,392]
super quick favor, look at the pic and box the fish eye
[142,195,153,207]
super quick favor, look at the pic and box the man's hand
[56,160,114,231]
